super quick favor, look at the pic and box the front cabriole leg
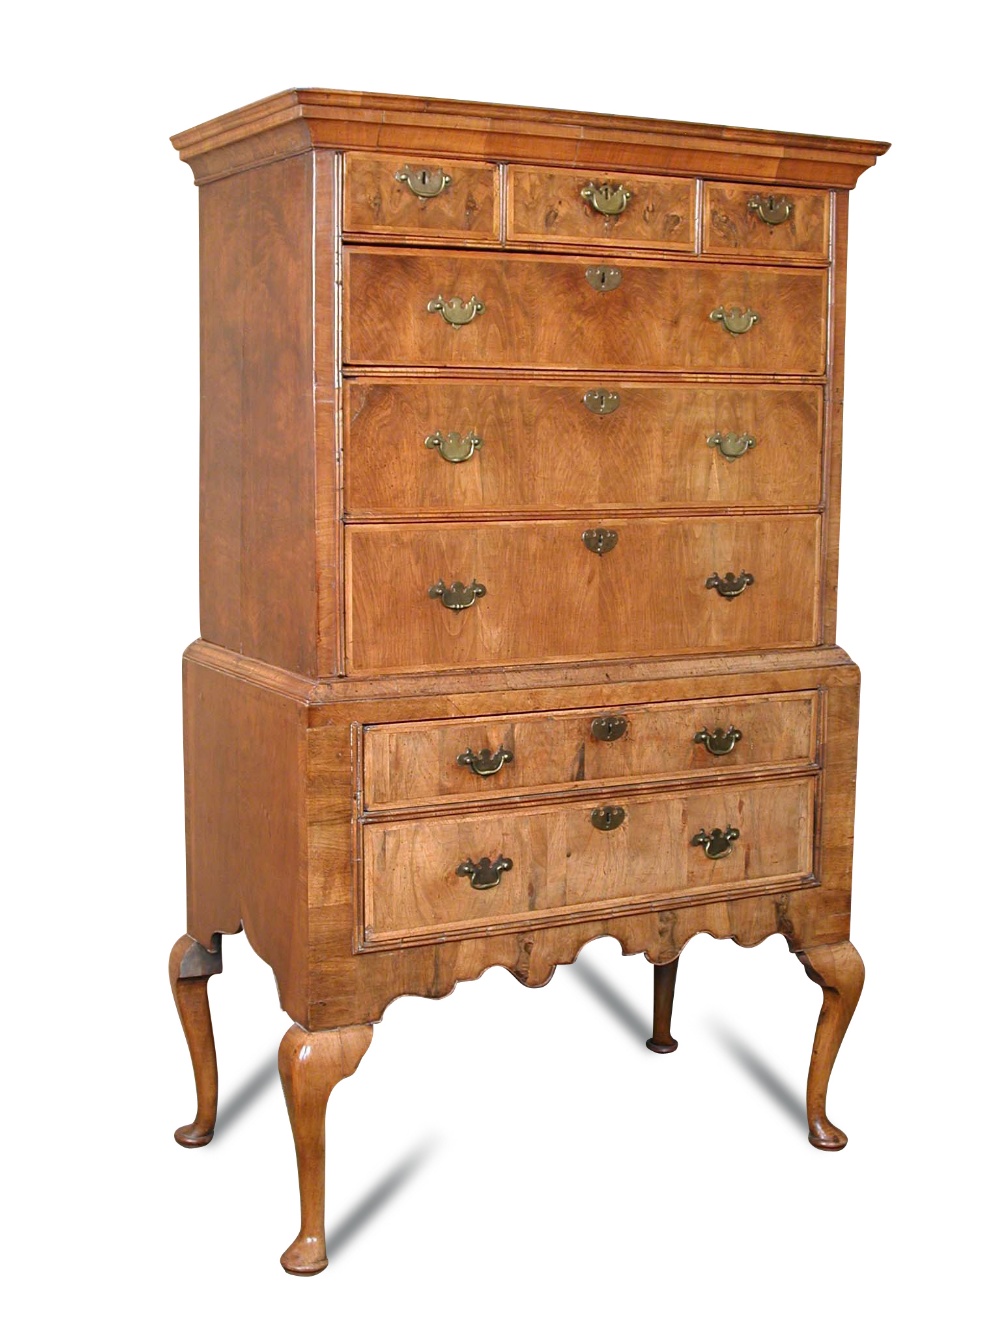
[797,940,865,1151]
[169,934,223,1147]
[278,1023,374,1276]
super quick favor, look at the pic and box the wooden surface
[346,515,822,673]
[507,166,696,251]
[343,152,499,240]
[702,183,831,260]
[797,940,865,1149]
[344,380,825,517]
[359,690,818,809]
[344,248,828,374]
[647,958,680,1053]
[169,935,222,1147]
[172,89,888,191]
[361,776,816,941]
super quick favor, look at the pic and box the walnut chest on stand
[168,90,887,1274]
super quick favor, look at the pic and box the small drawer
[362,691,819,810]
[344,380,824,517]
[345,514,821,674]
[702,183,830,260]
[343,152,500,241]
[343,248,828,374]
[507,166,696,253]
[361,776,816,943]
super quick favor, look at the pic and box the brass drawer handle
[691,826,740,859]
[707,431,756,460]
[694,726,742,756]
[457,746,513,777]
[592,805,626,831]
[456,856,513,890]
[709,305,759,335]
[591,715,628,742]
[583,388,620,415]
[425,430,483,463]
[427,295,485,326]
[581,181,632,216]
[748,193,792,225]
[582,527,618,556]
[706,570,754,599]
[585,265,622,292]
[395,164,452,198]
[428,578,486,611]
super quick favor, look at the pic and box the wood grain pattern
[172,89,889,191]
[169,935,223,1147]
[197,156,320,675]
[278,1024,373,1275]
[346,515,822,673]
[343,248,829,374]
[344,380,825,517]
[361,777,816,941]
[507,166,695,251]
[797,940,864,1149]
[343,152,499,240]
[358,690,818,810]
[703,183,830,260]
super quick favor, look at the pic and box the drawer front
[362,776,816,941]
[363,691,819,810]
[507,166,696,252]
[344,380,823,516]
[343,153,500,240]
[346,515,821,673]
[703,183,830,260]
[343,248,828,374]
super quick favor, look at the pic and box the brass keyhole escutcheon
[691,826,740,859]
[693,726,742,756]
[585,265,623,292]
[591,715,628,742]
[456,856,513,890]
[582,528,618,556]
[583,389,621,415]
[591,806,626,831]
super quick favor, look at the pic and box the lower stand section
[278,1023,374,1276]
[646,957,680,1053]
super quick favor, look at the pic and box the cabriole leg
[169,934,223,1148]
[797,940,865,1151]
[646,957,680,1054]
[279,1023,374,1276]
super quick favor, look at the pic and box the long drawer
[343,248,828,374]
[361,776,816,942]
[362,690,819,810]
[345,515,821,673]
[344,380,824,516]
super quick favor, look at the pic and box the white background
[5,3,996,1329]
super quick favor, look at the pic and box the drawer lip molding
[343,379,825,518]
[342,247,829,375]
[343,152,501,242]
[345,514,823,674]
[359,774,817,946]
[357,688,821,811]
